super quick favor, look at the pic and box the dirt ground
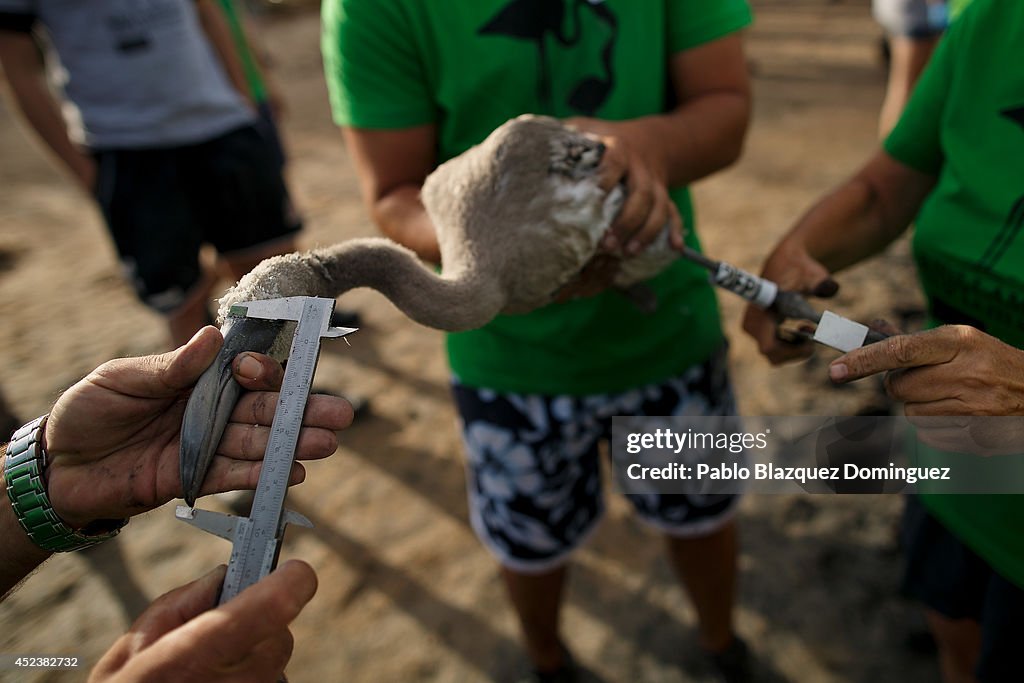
[0,1,940,681]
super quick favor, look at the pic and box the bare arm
[0,471,50,599]
[342,124,441,263]
[195,0,254,106]
[238,9,287,118]
[784,151,937,272]
[0,30,95,192]
[742,150,937,364]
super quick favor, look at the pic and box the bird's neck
[310,237,505,332]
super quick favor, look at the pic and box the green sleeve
[321,0,435,129]
[666,0,753,53]
[882,14,961,174]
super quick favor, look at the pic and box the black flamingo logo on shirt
[478,0,618,116]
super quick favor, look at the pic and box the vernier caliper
[176,296,355,604]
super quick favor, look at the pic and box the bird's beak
[179,315,284,507]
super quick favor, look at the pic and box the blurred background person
[873,0,948,137]
[0,0,302,348]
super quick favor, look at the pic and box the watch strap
[5,416,127,552]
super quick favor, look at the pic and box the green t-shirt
[322,0,752,395]
[948,0,973,23]
[884,0,1024,588]
[217,0,268,104]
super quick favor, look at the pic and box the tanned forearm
[0,32,95,191]
[342,125,442,263]
[0,449,51,600]
[196,0,255,105]
[778,152,937,273]
[371,186,442,264]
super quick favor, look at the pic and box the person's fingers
[883,367,957,405]
[596,137,628,192]
[89,634,134,681]
[226,631,295,682]
[904,398,973,418]
[742,305,814,365]
[668,203,686,252]
[185,561,317,663]
[129,565,228,648]
[810,277,840,298]
[198,460,306,497]
[231,393,354,432]
[122,562,315,682]
[912,422,975,452]
[610,167,655,250]
[830,327,964,383]
[217,424,339,461]
[232,353,286,392]
[869,318,903,338]
[87,327,224,398]
[624,189,670,255]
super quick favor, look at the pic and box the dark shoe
[706,636,753,683]
[519,646,577,683]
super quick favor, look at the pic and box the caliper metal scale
[176,296,355,604]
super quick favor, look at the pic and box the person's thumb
[811,277,840,298]
[88,327,224,399]
[157,327,225,392]
[800,257,839,299]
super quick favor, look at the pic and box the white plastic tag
[813,310,869,352]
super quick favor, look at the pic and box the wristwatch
[4,416,127,552]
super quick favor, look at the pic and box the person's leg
[193,125,302,282]
[220,235,299,281]
[664,519,738,652]
[975,572,1024,683]
[452,381,603,676]
[614,346,744,674]
[900,496,988,683]
[872,0,945,136]
[924,610,981,683]
[502,564,570,672]
[879,34,941,137]
[92,147,208,347]
[165,268,218,346]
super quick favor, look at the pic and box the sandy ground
[0,1,940,681]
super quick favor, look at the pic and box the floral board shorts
[452,346,742,573]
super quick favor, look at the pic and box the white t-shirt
[0,0,255,149]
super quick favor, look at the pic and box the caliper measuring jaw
[176,296,356,604]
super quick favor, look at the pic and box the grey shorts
[93,124,301,313]
[452,346,742,573]
[873,0,947,38]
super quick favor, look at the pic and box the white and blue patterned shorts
[873,0,948,38]
[452,346,742,573]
